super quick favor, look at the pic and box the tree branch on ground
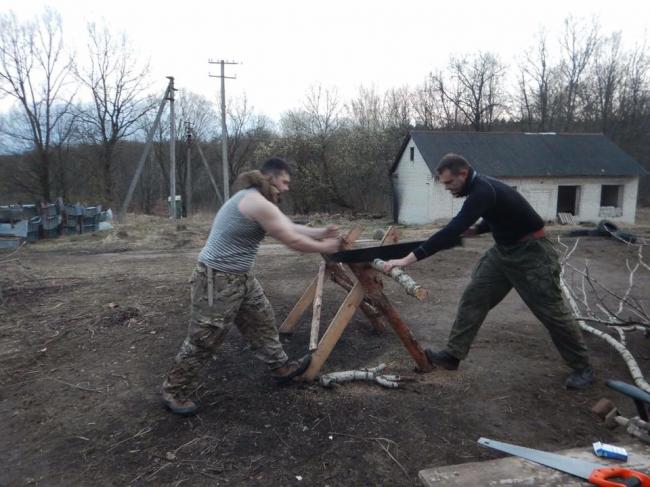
[558,237,649,393]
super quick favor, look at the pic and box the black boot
[425,349,460,370]
[565,367,594,390]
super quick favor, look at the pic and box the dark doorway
[557,186,580,215]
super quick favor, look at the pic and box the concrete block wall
[395,147,640,225]
[500,176,638,224]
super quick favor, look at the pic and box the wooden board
[301,284,366,380]
[558,212,576,225]
[419,441,650,486]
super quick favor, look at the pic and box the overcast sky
[3,0,650,121]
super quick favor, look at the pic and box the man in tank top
[161,158,341,415]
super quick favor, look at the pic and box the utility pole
[119,78,173,222]
[168,76,177,220]
[185,121,192,217]
[208,59,239,201]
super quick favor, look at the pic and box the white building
[390,131,648,225]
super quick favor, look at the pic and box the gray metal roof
[391,131,648,177]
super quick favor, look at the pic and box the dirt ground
[1,212,649,486]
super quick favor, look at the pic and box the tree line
[1,10,648,215]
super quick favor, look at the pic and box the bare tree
[75,22,154,206]
[281,85,350,211]
[447,52,508,131]
[615,39,650,203]
[618,40,650,140]
[586,32,623,133]
[558,16,600,131]
[382,86,412,129]
[411,80,436,129]
[50,107,78,200]
[419,52,507,132]
[341,86,397,212]
[0,9,75,201]
[414,71,463,129]
[347,85,383,131]
[225,95,270,181]
[516,30,562,131]
[297,84,343,140]
[178,90,218,142]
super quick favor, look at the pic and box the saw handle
[589,467,650,487]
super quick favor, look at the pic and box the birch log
[309,261,326,351]
[371,259,428,300]
[319,363,400,388]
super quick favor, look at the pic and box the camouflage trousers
[446,237,591,370]
[162,262,288,398]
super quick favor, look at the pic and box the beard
[269,187,281,205]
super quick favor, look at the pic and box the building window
[600,185,623,207]
[409,147,414,161]
[599,184,624,218]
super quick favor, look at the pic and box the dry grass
[27,213,210,253]
[16,205,650,254]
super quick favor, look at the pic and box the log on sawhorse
[278,225,433,381]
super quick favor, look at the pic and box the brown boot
[161,391,198,416]
[271,355,312,385]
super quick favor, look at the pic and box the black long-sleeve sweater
[413,168,545,260]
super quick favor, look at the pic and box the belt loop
[207,266,214,307]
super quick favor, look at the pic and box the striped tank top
[198,188,267,273]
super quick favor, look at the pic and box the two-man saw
[328,237,462,263]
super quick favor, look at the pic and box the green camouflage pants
[162,262,288,398]
[446,237,591,370]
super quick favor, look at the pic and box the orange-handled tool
[589,467,650,487]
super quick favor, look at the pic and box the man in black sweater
[383,153,593,389]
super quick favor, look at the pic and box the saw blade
[329,237,462,263]
[328,241,425,263]
[478,437,603,480]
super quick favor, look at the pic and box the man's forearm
[274,225,333,253]
[293,224,322,239]
[383,252,417,272]
[397,252,417,267]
